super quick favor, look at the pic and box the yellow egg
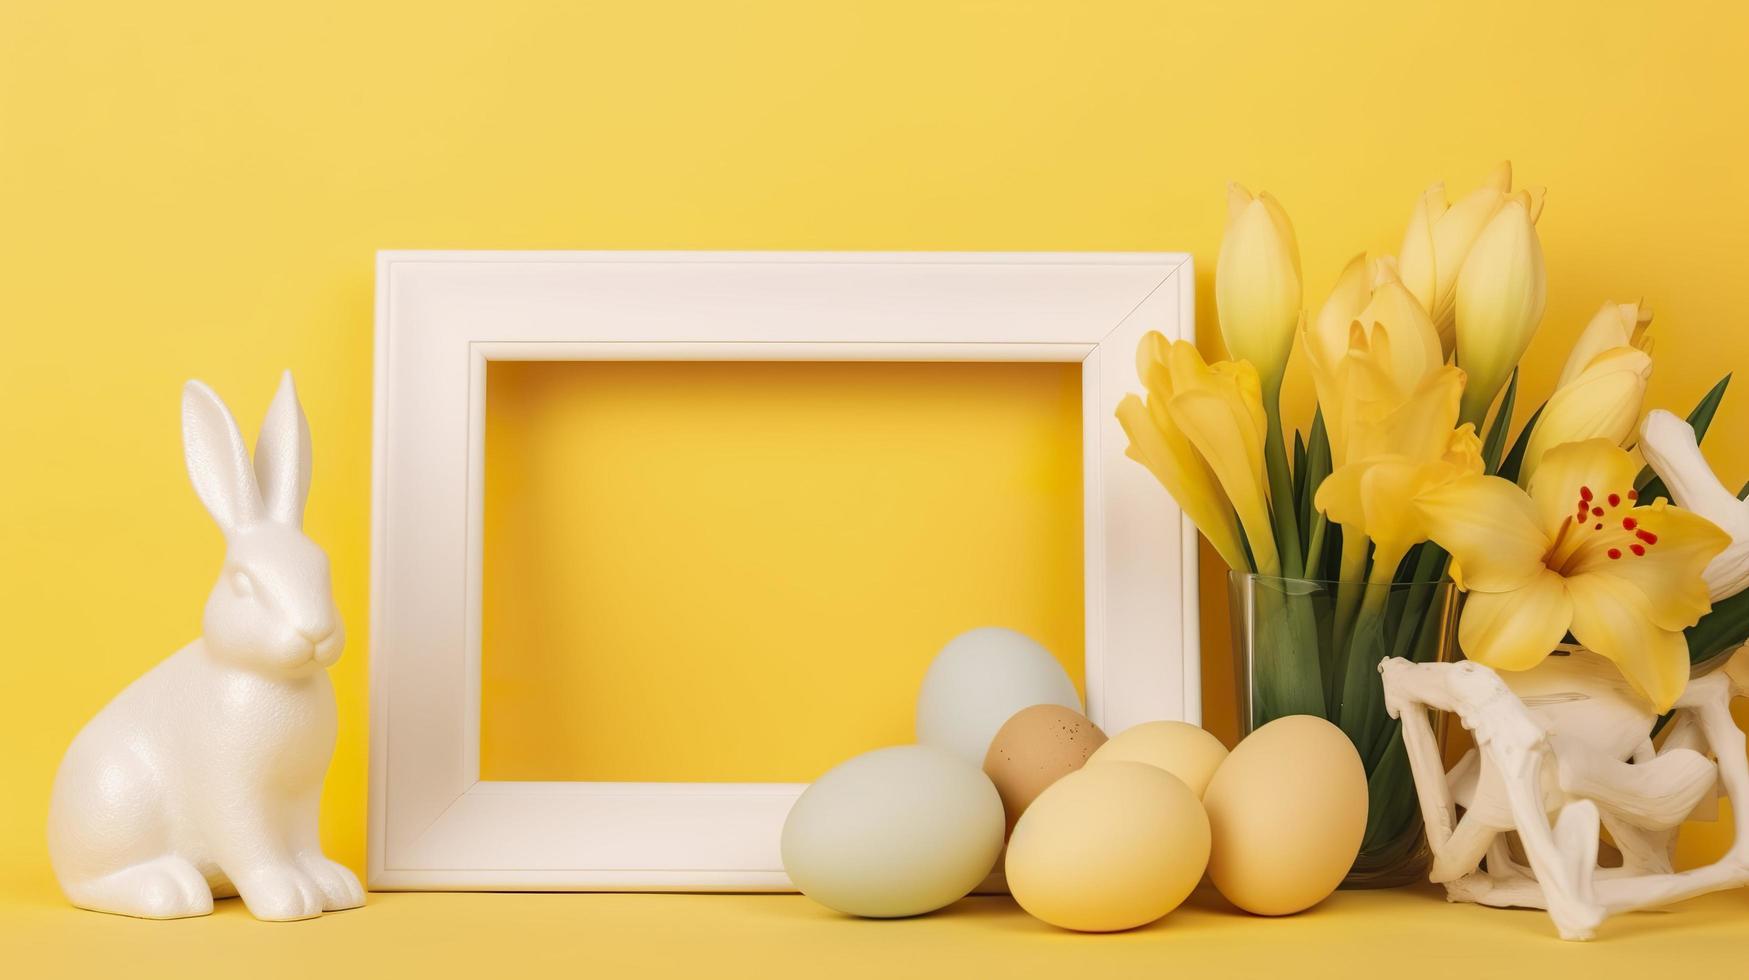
[1202,715,1367,916]
[1005,762,1210,932]
[1086,720,1228,797]
[983,704,1107,833]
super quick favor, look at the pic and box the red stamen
[1637,530,1658,544]
[1581,486,1594,501]
[1592,507,1605,517]
[1608,548,1623,560]
[1622,517,1638,530]
[1608,493,1621,507]
[1631,544,1646,556]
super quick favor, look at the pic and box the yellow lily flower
[1117,333,1250,573]
[1398,161,1546,357]
[1303,309,1447,479]
[1315,398,1481,581]
[1347,364,1469,465]
[1519,345,1653,486]
[1414,439,1729,711]
[1556,301,1653,389]
[1454,194,1547,425]
[1156,339,1281,576]
[1217,183,1302,395]
[1310,255,1444,396]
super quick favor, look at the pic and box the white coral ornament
[1381,412,1749,940]
[47,373,363,921]
[1640,408,1749,601]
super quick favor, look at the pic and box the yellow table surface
[5,863,1748,979]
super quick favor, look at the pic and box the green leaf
[1297,411,1331,554]
[1738,478,1749,501]
[1687,584,1749,672]
[1481,369,1519,472]
[1640,373,1731,500]
[1293,428,1308,511]
[1495,401,1546,483]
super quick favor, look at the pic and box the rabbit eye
[231,570,255,598]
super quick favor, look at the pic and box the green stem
[1304,512,1328,579]
[1263,388,1304,578]
[1243,382,1325,728]
[1245,578,1327,727]
[1336,549,1405,758]
[1328,526,1367,711]
[1386,546,1449,664]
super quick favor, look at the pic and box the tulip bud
[1519,347,1652,485]
[1455,196,1547,425]
[1398,162,1544,358]
[1557,301,1653,389]
[1216,183,1302,395]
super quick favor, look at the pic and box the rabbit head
[183,372,344,674]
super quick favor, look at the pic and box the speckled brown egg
[982,704,1108,833]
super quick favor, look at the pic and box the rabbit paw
[233,865,328,921]
[66,856,215,919]
[297,854,365,911]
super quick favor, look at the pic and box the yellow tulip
[1454,194,1547,425]
[1117,333,1250,572]
[1556,301,1653,389]
[1157,340,1281,576]
[1519,346,1653,486]
[1414,439,1728,711]
[1398,161,1546,357]
[1216,183,1302,395]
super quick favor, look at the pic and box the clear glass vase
[1227,571,1458,888]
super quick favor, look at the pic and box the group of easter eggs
[781,628,1370,932]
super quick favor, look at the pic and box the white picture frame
[368,251,1200,891]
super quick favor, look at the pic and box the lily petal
[1459,568,1574,672]
[1116,392,1249,572]
[1311,253,1370,364]
[1414,474,1550,591]
[1356,269,1444,392]
[1566,571,1692,712]
[1167,386,1279,576]
[1564,500,1727,630]
[1526,439,1641,540]
[1361,365,1466,462]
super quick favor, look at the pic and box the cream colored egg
[1087,720,1228,798]
[1005,762,1210,932]
[781,745,1004,918]
[1202,715,1367,916]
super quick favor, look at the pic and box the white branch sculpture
[1380,409,1749,941]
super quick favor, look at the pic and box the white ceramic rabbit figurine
[47,372,364,921]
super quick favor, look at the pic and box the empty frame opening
[479,360,1085,782]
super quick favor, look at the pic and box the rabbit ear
[254,370,312,528]
[183,379,263,535]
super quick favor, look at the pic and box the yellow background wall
[4,0,1749,891]
[479,360,1085,781]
